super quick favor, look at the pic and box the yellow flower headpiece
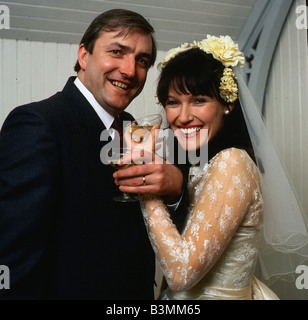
[158,35,245,103]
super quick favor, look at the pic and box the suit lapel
[61,77,136,144]
[61,77,106,136]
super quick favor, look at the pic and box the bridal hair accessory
[158,35,245,103]
[219,67,238,103]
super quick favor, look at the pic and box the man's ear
[77,44,88,71]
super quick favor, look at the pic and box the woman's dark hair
[74,9,157,72]
[157,48,255,162]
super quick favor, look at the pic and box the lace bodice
[140,148,264,298]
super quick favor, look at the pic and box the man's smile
[111,80,129,90]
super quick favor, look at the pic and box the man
[0,9,183,299]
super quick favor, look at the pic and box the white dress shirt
[74,77,114,129]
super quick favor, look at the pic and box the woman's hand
[124,123,161,154]
[113,153,183,205]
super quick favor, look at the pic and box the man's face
[78,28,153,116]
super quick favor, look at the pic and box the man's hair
[74,9,157,72]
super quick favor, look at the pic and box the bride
[114,35,308,300]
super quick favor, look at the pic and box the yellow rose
[199,35,245,68]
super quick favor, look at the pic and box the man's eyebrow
[137,52,151,61]
[109,42,129,51]
[109,42,151,58]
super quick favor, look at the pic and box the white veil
[235,68,308,283]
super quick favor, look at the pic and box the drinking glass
[129,114,162,143]
[108,148,141,202]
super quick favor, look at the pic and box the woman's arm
[141,148,261,291]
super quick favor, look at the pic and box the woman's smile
[177,125,203,137]
[166,88,227,151]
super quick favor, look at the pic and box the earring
[224,110,230,115]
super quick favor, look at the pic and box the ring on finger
[143,175,146,186]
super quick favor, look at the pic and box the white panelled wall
[0,40,166,127]
[0,40,76,124]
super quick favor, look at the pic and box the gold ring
[143,176,146,186]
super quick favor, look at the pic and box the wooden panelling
[0,0,257,50]
[0,39,78,123]
[0,38,164,126]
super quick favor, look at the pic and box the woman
[115,35,308,300]
[138,36,278,300]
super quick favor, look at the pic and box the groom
[0,9,184,299]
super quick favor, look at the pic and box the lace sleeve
[141,148,261,291]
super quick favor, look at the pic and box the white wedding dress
[141,147,279,300]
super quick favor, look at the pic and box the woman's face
[165,86,228,151]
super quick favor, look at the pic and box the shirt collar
[74,77,114,129]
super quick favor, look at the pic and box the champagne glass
[129,114,162,143]
[108,148,141,202]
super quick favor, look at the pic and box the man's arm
[0,106,58,298]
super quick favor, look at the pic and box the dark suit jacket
[0,77,155,299]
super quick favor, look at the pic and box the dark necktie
[111,116,123,148]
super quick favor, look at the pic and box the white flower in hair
[198,35,245,68]
[157,43,191,70]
